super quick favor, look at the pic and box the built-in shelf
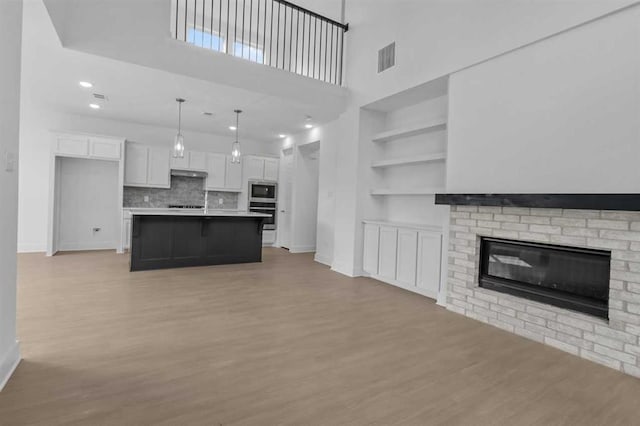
[371,152,446,168]
[370,188,445,196]
[371,118,447,143]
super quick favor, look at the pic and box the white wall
[18,107,280,252]
[343,0,637,105]
[318,1,640,276]
[57,158,120,251]
[0,0,23,391]
[447,6,640,193]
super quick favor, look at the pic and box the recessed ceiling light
[89,103,101,109]
[304,123,313,129]
[79,81,93,88]
[279,134,286,138]
[229,126,237,131]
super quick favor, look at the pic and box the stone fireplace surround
[444,204,640,378]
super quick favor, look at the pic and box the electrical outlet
[144,195,150,202]
[218,198,224,205]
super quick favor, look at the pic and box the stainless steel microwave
[249,181,277,202]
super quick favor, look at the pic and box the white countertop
[127,208,270,218]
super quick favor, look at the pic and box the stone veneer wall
[446,205,640,378]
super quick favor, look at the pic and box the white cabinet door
[245,156,264,180]
[189,151,207,171]
[416,231,442,299]
[206,153,226,189]
[396,229,418,287]
[170,153,189,169]
[124,143,148,186]
[225,155,242,190]
[147,146,171,187]
[378,226,398,281]
[363,224,380,275]
[90,138,121,159]
[263,158,279,181]
[56,137,89,157]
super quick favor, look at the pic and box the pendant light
[231,109,242,163]
[173,98,186,158]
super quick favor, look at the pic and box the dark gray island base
[130,213,268,271]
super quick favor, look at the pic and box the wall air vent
[93,93,107,100]
[378,42,396,73]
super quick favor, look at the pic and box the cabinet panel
[363,224,380,275]
[189,151,207,171]
[378,227,398,281]
[225,155,242,189]
[170,153,189,170]
[396,229,418,287]
[416,231,442,298]
[264,158,279,181]
[57,137,89,157]
[124,143,148,186]
[206,153,226,189]
[123,218,132,250]
[245,156,265,180]
[147,146,171,187]
[90,138,121,159]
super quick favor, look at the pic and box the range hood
[171,169,208,178]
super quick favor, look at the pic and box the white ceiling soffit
[41,0,348,119]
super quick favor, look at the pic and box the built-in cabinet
[170,150,207,171]
[54,134,122,160]
[122,209,132,250]
[124,142,171,188]
[245,155,279,181]
[124,142,252,192]
[205,153,242,191]
[363,221,442,299]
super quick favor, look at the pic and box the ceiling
[22,0,340,143]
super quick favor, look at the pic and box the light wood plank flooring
[1,248,639,425]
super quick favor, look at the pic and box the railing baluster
[174,0,346,84]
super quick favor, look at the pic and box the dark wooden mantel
[435,194,640,211]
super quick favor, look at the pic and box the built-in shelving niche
[358,76,450,304]
[362,76,450,226]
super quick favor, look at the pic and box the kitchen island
[129,210,270,271]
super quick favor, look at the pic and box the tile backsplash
[123,176,238,209]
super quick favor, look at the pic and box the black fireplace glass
[479,238,610,319]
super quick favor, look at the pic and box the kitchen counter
[129,211,268,271]
[128,208,270,218]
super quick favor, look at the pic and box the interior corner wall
[343,0,637,106]
[17,106,280,253]
[446,5,640,193]
[0,0,23,391]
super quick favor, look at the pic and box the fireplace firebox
[479,238,610,319]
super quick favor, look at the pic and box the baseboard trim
[314,253,332,267]
[18,243,46,253]
[0,341,21,392]
[331,262,357,278]
[289,246,316,254]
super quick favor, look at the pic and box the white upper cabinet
[147,146,171,187]
[124,142,171,188]
[124,143,148,186]
[188,151,207,171]
[225,156,242,190]
[206,153,226,190]
[90,137,122,159]
[170,150,207,171]
[56,136,89,157]
[245,156,279,182]
[245,156,265,180]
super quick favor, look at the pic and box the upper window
[186,27,264,64]
[187,28,225,52]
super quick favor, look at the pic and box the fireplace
[479,238,611,319]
